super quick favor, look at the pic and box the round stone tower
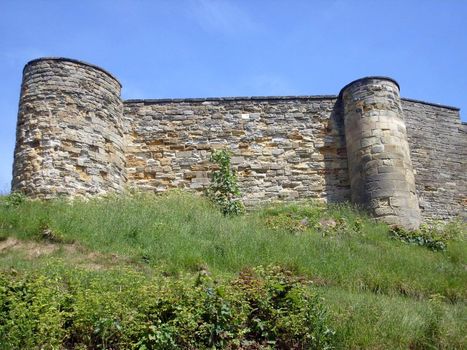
[340,77,421,230]
[12,57,126,198]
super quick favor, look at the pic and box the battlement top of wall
[125,95,338,104]
[401,97,460,111]
[337,76,460,111]
[24,57,122,88]
[20,58,461,112]
[124,95,460,112]
[339,76,400,96]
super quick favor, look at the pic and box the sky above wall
[1,0,466,192]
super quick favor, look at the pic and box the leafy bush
[206,149,244,216]
[0,192,26,208]
[233,266,335,349]
[0,266,335,349]
[262,201,364,237]
[0,273,68,349]
[389,220,466,251]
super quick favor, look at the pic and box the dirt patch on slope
[0,237,130,271]
[0,237,58,258]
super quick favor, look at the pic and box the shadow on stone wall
[319,99,351,204]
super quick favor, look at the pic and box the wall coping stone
[124,95,338,104]
[123,95,460,112]
[339,76,400,96]
[24,57,122,88]
[20,61,461,112]
[401,97,460,111]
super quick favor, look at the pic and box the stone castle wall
[123,96,349,206]
[402,99,466,220]
[341,78,421,229]
[11,58,466,228]
[12,58,126,198]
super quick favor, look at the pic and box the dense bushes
[0,266,335,349]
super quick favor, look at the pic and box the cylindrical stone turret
[12,57,126,198]
[341,77,421,230]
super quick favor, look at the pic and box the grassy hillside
[0,192,465,349]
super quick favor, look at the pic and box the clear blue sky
[1,0,466,192]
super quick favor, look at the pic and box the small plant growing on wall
[206,149,244,216]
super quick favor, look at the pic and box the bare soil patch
[0,237,130,270]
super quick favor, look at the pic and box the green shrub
[0,273,68,349]
[206,149,244,216]
[389,220,466,251]
[0,266,335,349]
[0,192,26,208]
[233,266,335,349]
[262,201,364,237]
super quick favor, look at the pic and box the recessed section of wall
[12,58,126,198]
[341,77,421,229]
[402,100,466,220]
[123,97,350,205]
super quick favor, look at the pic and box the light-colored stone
[11,59,466,226]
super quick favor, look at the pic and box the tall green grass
[1,191,465,301]
[0,191,466,348]
[322,287,465,349]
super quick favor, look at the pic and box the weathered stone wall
[123,97,350,205]
[341,78,421,229]
[11,57,466,226]
[402,99,466,221]
[12,58,126,198]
